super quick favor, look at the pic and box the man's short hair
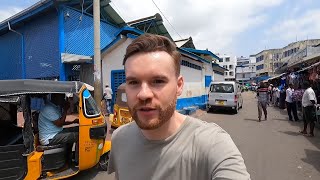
[303,81,310,88]
[123,34,181,77]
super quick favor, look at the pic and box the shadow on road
[301,149,320,173]
[278,130,301,136]
[207,110,236,115]
[243,118,260,122]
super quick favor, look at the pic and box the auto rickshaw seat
[36,144,65,152]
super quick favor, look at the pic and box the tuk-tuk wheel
[99,152,109,171]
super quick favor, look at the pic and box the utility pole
[93,0,102,107]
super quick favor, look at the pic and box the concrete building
[236,56,256,85]
[251,39,320,79]
[217,54,237,81]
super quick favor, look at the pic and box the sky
[1,0,320,57]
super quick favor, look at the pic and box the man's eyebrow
[126,76,136,81]
[152,75,169,80]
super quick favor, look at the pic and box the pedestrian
[300,81,317,137]
[275,86,280,107]
[104,84,113,115]
[107,34,250,180]
[257,82,269,122]
[285,84,299,121]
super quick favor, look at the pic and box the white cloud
[111,0,284,55]
[0,7,23,22]
[265,9,320,42]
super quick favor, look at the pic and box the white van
[207,81,243,114]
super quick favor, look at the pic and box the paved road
[70,92,320,180]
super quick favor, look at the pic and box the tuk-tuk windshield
[83,89,100,117]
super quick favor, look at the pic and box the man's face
[125,51,183,130]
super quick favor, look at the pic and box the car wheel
[98,152,109,171]
[233,106,238,114]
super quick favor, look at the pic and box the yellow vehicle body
[109,83,133,129]
[0,80,111,180]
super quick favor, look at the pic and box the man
[107,34,250,179]
[38,94,79,162]
[256,82,269,122]
[300,81,317,137]
[104,84,113,115]
[275,86,280,107]
[285,84,299,121]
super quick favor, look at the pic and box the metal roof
[0,0,126,34]
[0,79,84,96]
[174,37,195,48]
[181,48,221,60]
[127,13,173,41]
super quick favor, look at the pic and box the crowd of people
[256,80,318,137]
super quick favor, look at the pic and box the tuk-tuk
[109,83,132,129]
[0,80,111,180]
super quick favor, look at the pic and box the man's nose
[137,83,153,100]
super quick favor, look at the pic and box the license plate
[216,101,225,105]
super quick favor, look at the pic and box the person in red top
[257,82,269,122]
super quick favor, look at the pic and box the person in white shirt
[275,86,280,107]
[104,84,113,115]
[285,84,299,121]
[300,81,317,137]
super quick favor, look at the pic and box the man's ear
[177,75,184,96]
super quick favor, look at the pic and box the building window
[181,60,201,70]
[225,72,228,76]
[225,57,230,62]
[229,71,234,76]
[256,55,264,62]
[256,64,264,70]
[223,65,227,69]
[229,65,233,69]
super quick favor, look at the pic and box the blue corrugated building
[0,0,125,80]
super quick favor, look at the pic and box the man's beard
[129,99,176,130]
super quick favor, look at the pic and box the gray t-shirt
[108,116,250,180]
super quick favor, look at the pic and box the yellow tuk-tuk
[109,83,132,129]
[0,80,111,180]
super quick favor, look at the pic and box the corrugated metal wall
[0,32,22,79]
[63,7,120,56]
[24,11,60,79]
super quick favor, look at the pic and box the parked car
[207,81,243,114]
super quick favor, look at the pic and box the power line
[151,0,182,39]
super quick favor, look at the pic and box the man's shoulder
[111,122,138,141]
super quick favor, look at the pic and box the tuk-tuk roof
[0,79,85,97]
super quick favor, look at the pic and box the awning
[297,61,320,73]
[61,53,92,64]
[267,73,286,81]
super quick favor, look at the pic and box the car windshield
[210,84,234,93]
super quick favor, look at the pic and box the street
[71,92,320,180]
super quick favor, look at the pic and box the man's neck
[140,112,186,141]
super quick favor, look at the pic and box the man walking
[257,82,269,122]
[285,84,299,121]
[104,84,113,115]
[300,81,317,137]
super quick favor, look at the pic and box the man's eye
[153,79,165,84]
[128,81,138,85]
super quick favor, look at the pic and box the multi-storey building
[217,54,237,81]
[251,39,320,78]
[236,56,256,85]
